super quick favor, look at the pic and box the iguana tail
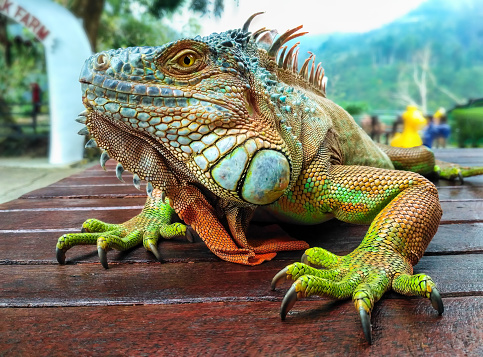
[377,144,483,181]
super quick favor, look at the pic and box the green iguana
[56,13,483,343]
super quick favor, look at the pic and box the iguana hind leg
[272,165,444,344]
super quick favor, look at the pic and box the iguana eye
[159,44,206,75]
[179,53,196,67]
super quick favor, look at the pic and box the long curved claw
[430,287,444,315]
[458,171,464,184]
[98,247,109,269]
[56,247,66,265]
[271,267,289,291]
[359,308,372,344]
[148,242,161,261]
[280,285,299,321]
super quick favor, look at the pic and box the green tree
[56,0,225,51]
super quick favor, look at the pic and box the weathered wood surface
[1,148,482,356]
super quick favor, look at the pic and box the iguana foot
[435,160,483,183]
[271,247,444,344]
[56,201,188,268]
[436,165,464,183]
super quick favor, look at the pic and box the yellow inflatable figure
[390,105,427,148]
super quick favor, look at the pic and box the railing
[0,102,50,138]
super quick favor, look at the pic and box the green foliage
[303,0,483,112]
[340,101,369,115]
[449,101,483,148]
[0,28,46,121]
[97,0,180,50]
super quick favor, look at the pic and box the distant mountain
[297,0,483,112]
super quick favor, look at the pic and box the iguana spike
[277,46,287,68]
[77,127,89,135]
[268,25,304,58]
[115,163,124,182]
[85,138,97,148]
[100,151,109,171]
[314,63,322,86]
[299,53,314,79]
[133,174,141,190]
[257,29,278,51]
[251,27,269,41]
[319,68,326,87]
[283,31,309,45]
[321,76,328,92]
[75,116,87,124]
[292,48,299,73]
[283,42,299,70]
[242,12,264,32]
[309,54,316,84]
[146,181,154,198]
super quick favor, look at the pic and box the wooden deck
[1,148,482,356]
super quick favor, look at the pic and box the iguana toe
[280,284,299,321]
[56,246,66,265]
[98,245,109,269]
[271,267,289,291]
[301,252,309,264]
[392,273,444,315]
[274,246,444,343]
[430,288,444,314]
[147,242,161,261]
[359,308,372,344]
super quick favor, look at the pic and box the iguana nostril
[95,53,110,70]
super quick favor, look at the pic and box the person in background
[370,115,381,143]
[434,108,451,148]
[31,82,41,133]
[422,114,436,148]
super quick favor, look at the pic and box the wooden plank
[0,197,145,210]
[0,254,481,308]
[19,182,483,200]
[20,184,146,199]
[1,204,482,264]
[1,190,482,263]
[440,200,483,222]
[1,297,481,356]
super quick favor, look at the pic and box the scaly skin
[57,14,483,343]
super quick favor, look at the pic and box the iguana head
[78,13,327,206]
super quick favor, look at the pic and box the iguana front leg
[56,189,189,268]
[57,185,309,267]
[272,165,444,344]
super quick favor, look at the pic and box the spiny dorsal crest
[242,12,327,96]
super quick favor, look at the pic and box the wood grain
[0,148,482,356]
[1,298,482,356]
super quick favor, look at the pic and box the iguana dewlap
[56,13,483,343]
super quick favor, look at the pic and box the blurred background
[0,0,482,202]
